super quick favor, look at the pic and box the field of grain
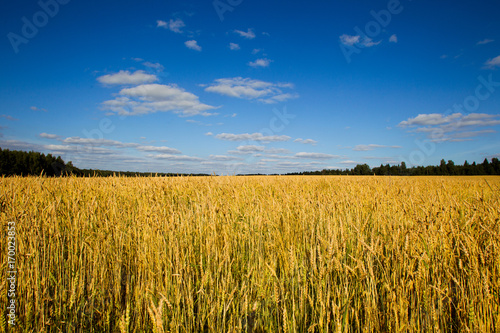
[0,176,499,332]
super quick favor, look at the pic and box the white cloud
[399,113,500,142]
[295,152,339,159]
[0,114,18,121]
[339,34,360,46]
[477,39,494,45]
[398,113,462,127]
[294,138,317,145]
[135,145,182,154]
[204,77,298,103]
[249,58,272,68]
[62,137,182,154]
[143,62,164,71]
[209,155,243,161]
[389,34,398,43]
[101,83,217,116]
[339,160,357,165]
[234,29,256,39]
[339,34,381,48]
[151,154,202,161]
[264,148,292,154]
[39,133,60,139]
[215,132,290,142]
[31,106,47,112]
[229,43,240,50]
[157,18,185,33]
[235,145,266,153]
[353,144,402,151]
[205,132,213,136]
[97,70,158,85]
[362,38,381,47]
[185,40,202,51]
[484,55,500,69]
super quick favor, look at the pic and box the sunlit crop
[1,175,499,332]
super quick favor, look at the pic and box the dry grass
[0,175,499,332]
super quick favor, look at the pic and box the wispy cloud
[101,83,217,117]
[295,152,339,159]
[0,114,18,121]
[143,62,164,71]
[484,55,500,69]
[204,77,298,104]
[353,144,401,151]
[157,18,185,33]
[398,113,500,142]
[31,106,47,112]
[389,34,398,43]
[61,137,182,154]
[229,145,266,154]
[97,70,158,85]
[150,154,201,161]
[294,138,317,145]
[185,40,202,51]
[214,132,291,142]
[234,29,256,39]
[229,43,240,50]
[249,58,272,68]
[339,34,381,48]
[477,39,494,45]
[39,133,60,139]
[209,155,243,161]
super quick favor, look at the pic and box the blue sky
[1,0,500,174]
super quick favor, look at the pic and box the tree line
[1,147,499,177]
[287,159,500,176]
[0,148,209,177]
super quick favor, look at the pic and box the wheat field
[0,175,499,332]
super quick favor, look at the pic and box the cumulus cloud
[157,18,185,33]
[204,77,298,104]
[398,113,500,142]
[97,70,158,85]
[215,132,290,142]
[234,29,256,39]
[248,58,272,68]
[101,83,217,117]
[185,40,202,51]
[229,43,240,50]
[484,55,500,69]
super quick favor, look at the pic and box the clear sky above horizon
[1,0,500,174]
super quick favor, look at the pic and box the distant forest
[1,147,500,176]
[288,159,500,176]
[0,148,209,177]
